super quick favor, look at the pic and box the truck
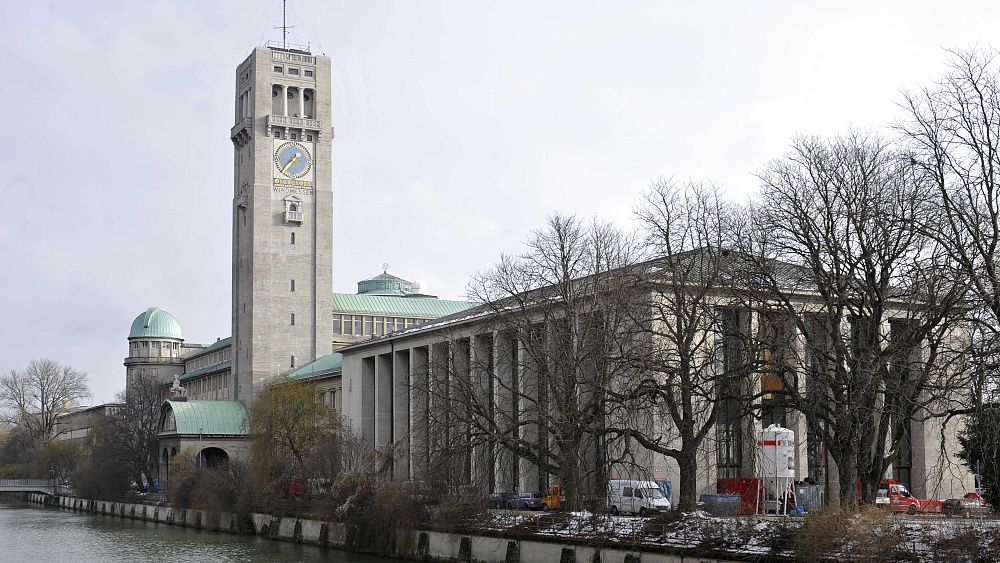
[541,483,563,511]
[874,480,943,515]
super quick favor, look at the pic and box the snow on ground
[469,510,1000,560]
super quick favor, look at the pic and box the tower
[229,45,334,404]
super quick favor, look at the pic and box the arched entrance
[197,447,229,469]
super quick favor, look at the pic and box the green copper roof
[358,271,413,296]
[332,293,474,318]
[180,360,231,383]
[288,353,342,380]
[129,307,183,340]
[183,337,232,362]
[160,400,248,436]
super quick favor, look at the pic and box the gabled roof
[332,293,475,318]
[160,400,248,436]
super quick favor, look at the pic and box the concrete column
[282,84,288,116]
[361,356,375,447]
[297,87,304,117]
[518,334,542,492]
[410,347,430,479]
[471,333,495,491]
[393,349,411,480]
[376,353,393,448]
[452,338,472,484]
[494,330,518,495]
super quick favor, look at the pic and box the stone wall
[22,494,744,563]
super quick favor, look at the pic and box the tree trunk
[835,453,859,509]
[677,450,699,512]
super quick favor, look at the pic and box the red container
[717,477,764,515]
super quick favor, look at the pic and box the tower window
[288,67,300,76]
[304,69,314,77]
[290,355,296,368]
[290,279,295,291]
[290,132,297,140]
[272,86,279,97]
[290,232,296,244]
[290,313,295,326]
[273,66,283,73]
[305,134,313,141]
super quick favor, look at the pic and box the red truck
[874,480,943,514]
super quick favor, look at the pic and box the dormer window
[284,196,303,223]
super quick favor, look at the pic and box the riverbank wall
[23,493,742,563]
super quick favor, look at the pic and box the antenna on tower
[274,0,294,50]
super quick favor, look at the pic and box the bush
[793,507,915,561]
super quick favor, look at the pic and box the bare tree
[103,375,161,487]
[609,179,760,512]
[248,377,343,497]
[744,132,970,507]
[0,359,89,444]
[899,47,1000,402]
[423,214,639,510]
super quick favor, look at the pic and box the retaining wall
[22,494,740,563]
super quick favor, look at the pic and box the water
[0,500,400,562]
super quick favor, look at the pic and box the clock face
[273,142,313,179]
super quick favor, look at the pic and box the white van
[607,479,671,516]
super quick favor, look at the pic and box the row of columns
[278,85,311,118]
[359,331,550,494]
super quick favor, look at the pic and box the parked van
[607,479,671,516]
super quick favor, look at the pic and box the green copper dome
[357,271,413,296]
[129,307,183,340]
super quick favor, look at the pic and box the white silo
[756,424,796,514]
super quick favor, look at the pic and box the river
[0,499,401,562]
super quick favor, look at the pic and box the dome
[129,307,183,340]
[357,271,413,296]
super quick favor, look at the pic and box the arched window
[288,202,299,212]
[290,313,295,326]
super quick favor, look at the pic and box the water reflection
[0,500,399,562]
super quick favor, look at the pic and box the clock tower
[229,45,334,404]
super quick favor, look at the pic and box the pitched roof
[160,400,248,436]
[181,336,232,362]
[288,353,342,379]
[332,293,475,318]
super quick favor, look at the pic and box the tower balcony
[285,210,304,223]
[124,356,185,367]
[267,114,321,132]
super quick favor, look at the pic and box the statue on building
[170,374,187,399]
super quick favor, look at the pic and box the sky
[2,0,1000,403]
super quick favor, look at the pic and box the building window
[332,314,342,335]
[375,317,383,336]
[274,65,283,73]
[305,69,314,77]
[363,316,373,335]
[290,232,296,244]
[353,316,362,335]
[290,355,296,368]
[141,341,148,348]
[290,279,295,291]
[289,67,300,76]
[290,313,295,326]
[132,342,138,350]
[151,368,158,377]
[305,134,313,141]
[290,131,297,140]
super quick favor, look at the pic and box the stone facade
[230,47,334,405]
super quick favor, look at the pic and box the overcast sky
[2,0,999,403]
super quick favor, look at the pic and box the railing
[285,210,304,223]
[0,479,73,495]
[268,114,321,131]
[230,116,253,140]
[268,45,315,63]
